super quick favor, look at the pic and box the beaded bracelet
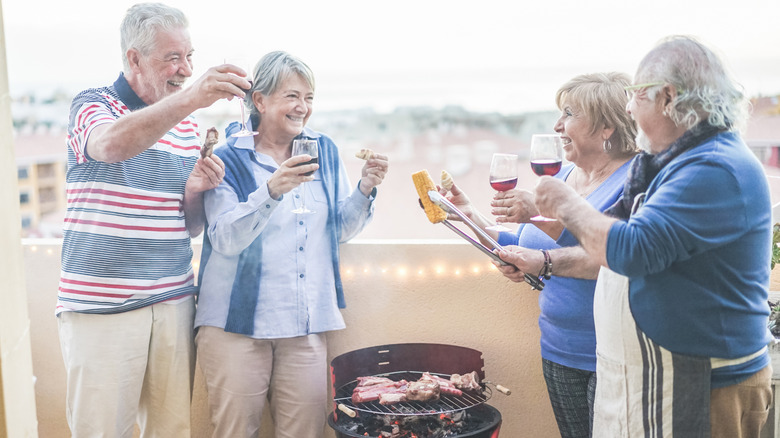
[538,249,552,280]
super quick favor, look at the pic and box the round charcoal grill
[329,343,504,438]
[335,370,492,416]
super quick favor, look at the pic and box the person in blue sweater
[443,72,638,438]
[194,51,388,438]
[532,35,773,437]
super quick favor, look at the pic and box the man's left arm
[183,155,225,237]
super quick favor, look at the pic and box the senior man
[56,3,244,437]
[524,35,772,437]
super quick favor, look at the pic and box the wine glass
[529,134,563,221]
[225,57,258,138]
[291,139,319,214]
[486,153,518,232]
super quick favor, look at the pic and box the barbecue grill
[329,343,504,438]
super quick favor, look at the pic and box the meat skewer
[350,371,487,406]
[200,127,218,158]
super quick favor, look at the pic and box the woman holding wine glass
[443,72,638,438]
[194,51,388,438]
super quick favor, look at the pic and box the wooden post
[0,1,40,436]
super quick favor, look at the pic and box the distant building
[746,95,780,167]
[12,94,780,239]
[15,128,68,238]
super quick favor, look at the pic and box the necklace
[571,162,620,198]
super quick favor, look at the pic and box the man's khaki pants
[58,299,196,438]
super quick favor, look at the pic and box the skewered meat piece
[379,392,408,405]
[352,380,408,403]
[422,372,463,396]
[356,376,395,387]
[201,127,218,158]
[450,371,481,391]
[406,378,440,402]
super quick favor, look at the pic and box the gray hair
[120,3,189,73]
[639,35,749,132]
[247,51,316,125]
[555,72,638,156]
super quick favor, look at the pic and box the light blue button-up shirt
[194,132,374,339]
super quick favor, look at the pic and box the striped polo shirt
[57,73,202,315]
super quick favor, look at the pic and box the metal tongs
[427,191,545,291]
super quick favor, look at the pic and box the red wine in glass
[291,139,319,214]
[295,156,319,176]
[530,159,562,176]
[490,177,518,191]
[529,134,564,221]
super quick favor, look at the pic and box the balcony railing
[24,239,557,437]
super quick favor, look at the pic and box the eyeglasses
[624,82,664,98]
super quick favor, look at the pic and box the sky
[3,0,780,115]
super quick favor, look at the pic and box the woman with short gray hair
[195,50,389,437]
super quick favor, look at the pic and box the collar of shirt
[113,72,147,111]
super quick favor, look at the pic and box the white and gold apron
[592,268,711,437]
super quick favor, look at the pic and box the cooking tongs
[427,191,545,291]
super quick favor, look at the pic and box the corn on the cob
[412,170,448,224]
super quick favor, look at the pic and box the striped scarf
[606,121,725,219]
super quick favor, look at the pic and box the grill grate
[334,371,491,416]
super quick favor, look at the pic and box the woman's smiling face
[553,102,603,165]
[255,73,314,139]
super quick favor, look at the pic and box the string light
[340,263,496,279]
[21,245,501,278]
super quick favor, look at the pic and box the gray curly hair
[639,35,749,132]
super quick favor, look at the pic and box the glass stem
[239,99,248,131]
[300,183,307,210]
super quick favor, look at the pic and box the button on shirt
[195,135,374,338]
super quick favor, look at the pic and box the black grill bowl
[328,402,502,438]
